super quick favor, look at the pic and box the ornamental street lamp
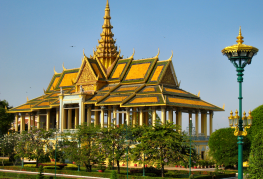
[222,27,258,179]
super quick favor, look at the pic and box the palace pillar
[56,108,59,130]
[101,107,105,128]
[94,107,99,126]
[80,101,85,125]
[176,108,182,132]
[139,108,143,126]
[126,108,130,125]
[67,109,72,129]
[75,108,79,129]
[195,111,199,137]
[161,107,166,124]
[37,111,40,129]
[113,106,117,126]
[107,106,111,128]
[15,113,18,132]
[168,108,173,123]
[28,113,31,131]
[21,113,25,133]
[152,107,156,126]
[209,111,213,136]
[46,109,50,131]
[87,106,91,126]
[201,111,207,137]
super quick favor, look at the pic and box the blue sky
[1,0,263,132]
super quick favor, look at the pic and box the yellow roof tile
[165,88,187,94]
[117,87,137,91]
[150,66,164,81]
[60,72,78,87]
[112,63,126,78]
[51,77,60,90]
[105,96,128,102]
[16,105,31,109]
[125,63,151,80]
[143,87,155,92]
[130,97,158,103]
[168,97,212,107]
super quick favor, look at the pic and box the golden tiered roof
[8,0,224,113]
[94,0,119,70]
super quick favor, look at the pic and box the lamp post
[189,118,192,178]
[222,27,258,179]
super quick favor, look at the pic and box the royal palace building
[8,0,224,159]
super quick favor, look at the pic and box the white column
[195,111,199,137]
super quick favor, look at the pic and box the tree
[62,124,102,172]
[208,127,251,167]
[248,129,263,178]
[249,104,263,140]
[0,100,14,135]
[98,124,132,174]
[0,132,20,166]
[131,120,186,177]
[16,129,54,167]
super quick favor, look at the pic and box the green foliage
[0,132,20,166]
[248,129,263,178]
[0,100,14,135]
[110,170,117,179]
[208,127,251,167]
[249,104,263,140]
[130,120,191,177]
[15,129,54,167]
[61,124,101,172]
[36,165,44,179]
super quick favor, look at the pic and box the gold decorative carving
[161,65,176,85]
[77,62,96,83]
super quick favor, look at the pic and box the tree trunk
[117,160,120,174]
[161,163,164,177]
[36,158,39,168]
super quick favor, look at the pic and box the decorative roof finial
[106,0,109,8]
[154,48,160,58]
[129,48,135,59]
[62,62,66,71]
[236,26,244,45]
[168,50,173,61]
[54,66,58,74]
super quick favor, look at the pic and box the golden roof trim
[153,48,160,59]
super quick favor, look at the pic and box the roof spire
[236,26,244,45]
[94,0,119,70]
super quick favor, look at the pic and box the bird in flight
[70,46,75,47]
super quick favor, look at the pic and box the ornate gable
[160,63,178,86]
